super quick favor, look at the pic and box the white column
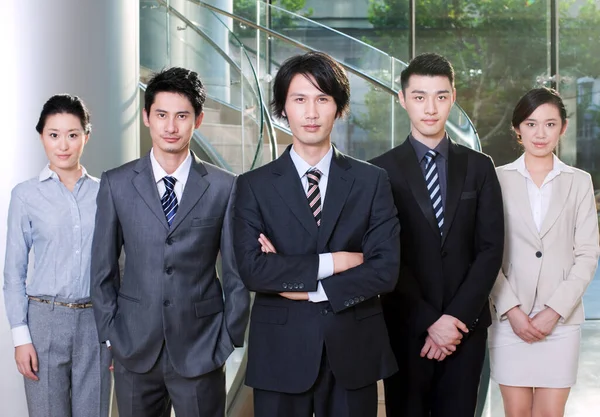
[0,1,139,415]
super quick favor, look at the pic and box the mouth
[56,154,71,160]
[422,119,439,125]
[532,142,547,147]
[302,125,320,132]
[162,137,180,143]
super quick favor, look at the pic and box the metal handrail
[156,0,278,162]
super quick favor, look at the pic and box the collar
[150,148,192,186]
[409,134,450,162]
[38,164,90,182]
[505,153,574,181]
[289,145,333,179]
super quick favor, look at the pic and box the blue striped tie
[161,176,178,227]
[424,150,444,234]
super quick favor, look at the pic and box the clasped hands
[258,233,363,300]
[505,305,560,344]
[421,314,469,362]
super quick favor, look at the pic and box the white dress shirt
[289,145,335,302]
[510,154,573,232]
[150,148,192,202]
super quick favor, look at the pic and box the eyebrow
[47,128,82,132]
[410,89,451,94]
[525,117,559,121]
[154,109,191,114]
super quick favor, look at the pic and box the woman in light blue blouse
[3,95,110,417]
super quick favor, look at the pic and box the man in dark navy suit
[233,52,401,417]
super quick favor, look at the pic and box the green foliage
[233,0,313,37]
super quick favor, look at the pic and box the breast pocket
[460,190,477,200]
[191,216,221,228]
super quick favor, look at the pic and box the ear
[195,111,204,129]
[398,90,407,110]
[560,119,568,136]
[142,108,150,127]
[452,87,457,105]
[83,134,90,145]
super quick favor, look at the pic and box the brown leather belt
[28,296,93,309]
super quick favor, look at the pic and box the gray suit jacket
[91,151,249,378]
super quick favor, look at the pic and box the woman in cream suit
[489,87,600,417]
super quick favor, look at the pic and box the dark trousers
[253,348,377,417]
[113,344,225,417]
[384,329,487,417]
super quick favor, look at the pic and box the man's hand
[15,343,39,381]
[427,314,468,347]
[530,307,560,337]
[420,335,454,361]
[506,307,545,343]
[332,252,364,274]
[279,292,309,301]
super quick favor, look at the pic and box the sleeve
[2,188,34,347]
[233,174,320,293]
[444,157,505,327]
[220,178,250,347]
[90,172,123,342]
[320,169,401,313]
[545,175,600,319]
[489,266,521,319]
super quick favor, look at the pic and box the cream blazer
[490,159,600,325]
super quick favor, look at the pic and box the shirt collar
[408,134,449,162]
[289,145,333,179]
[507,153,574,181]
[38,164,90,182]
[150,148,192,186]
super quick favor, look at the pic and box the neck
[411,129,445,149]
[292,140,331,166]
[524,152,554,172]
[50,164,82,186]
[153,147,189,175]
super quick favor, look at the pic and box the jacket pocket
[461,190,477,200]
[252,304,288,325]
[194,296,224,318]
[118,292,141,303]
[191,216,221,228]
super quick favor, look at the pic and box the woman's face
[40,113,89,172]
[515,103,567,158]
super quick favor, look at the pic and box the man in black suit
[370,53,504,416]
[233,52,400,417]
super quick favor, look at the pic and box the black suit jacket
[370,139,504,343]
[233,146,400,393]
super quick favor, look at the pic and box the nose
[58,136,69,150]
[535,124,546,138]
[424,97,437,115]
[165,116,177,133]
[304,100,318,120]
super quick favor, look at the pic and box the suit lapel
[132,154,170,231]
[395,140,440,239]
[317,148,354,252]
[504,170,539,239]
[539,172,573,238]
[441,140,468,246]
[169,153,210,233]
[272,150,319,239]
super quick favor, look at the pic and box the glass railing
[188,0,481,161]
[140,0,277,174]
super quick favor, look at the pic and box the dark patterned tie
[424,150,444,233]
[306,169,322,227]
[161,176,178,226]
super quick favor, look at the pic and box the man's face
[283,74,338,148]
[399,74,456,142]
[143,91,203,158]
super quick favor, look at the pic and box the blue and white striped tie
[161,176,178,227]
[424,150,444,234]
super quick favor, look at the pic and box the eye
[177,114,187,120]
[438,95,448,101]
[318,97,330,103]
[69,133,79,139]
[526,122,535,127]
[157,113,166,119]
[49,133,58,138]
[295,97,305,103]
[414,96,424,101]
[547,122,555,127]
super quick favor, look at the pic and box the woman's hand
[530,307,561,336]
[506,307,545,343]
[15,343,39,381]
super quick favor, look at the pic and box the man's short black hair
[271,52,350,121]
[145,67,206,116]
[400,53,455,92]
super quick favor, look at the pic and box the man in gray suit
[90,67,250,417]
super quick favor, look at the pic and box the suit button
[359,296,365,302]
[299,283,304,289]
[282,283,288,289]
[354,297,360,303]
[535,251,542,258]
[344,301,350,307]
[163,300,171,307]
[349,299,355,305]
[166,238,173,245]
[441,251,448,258]
[165,267,173,275]
[293,284,299,289]
[321,309,328,316]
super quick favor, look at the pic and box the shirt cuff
[317,253,334,280]
[105,340,112,348]
[12,325,32,347]
[308,282,329,302]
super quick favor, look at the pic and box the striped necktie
[306,168,322,227]
[161,176,178,227]
[424,150,444,233]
